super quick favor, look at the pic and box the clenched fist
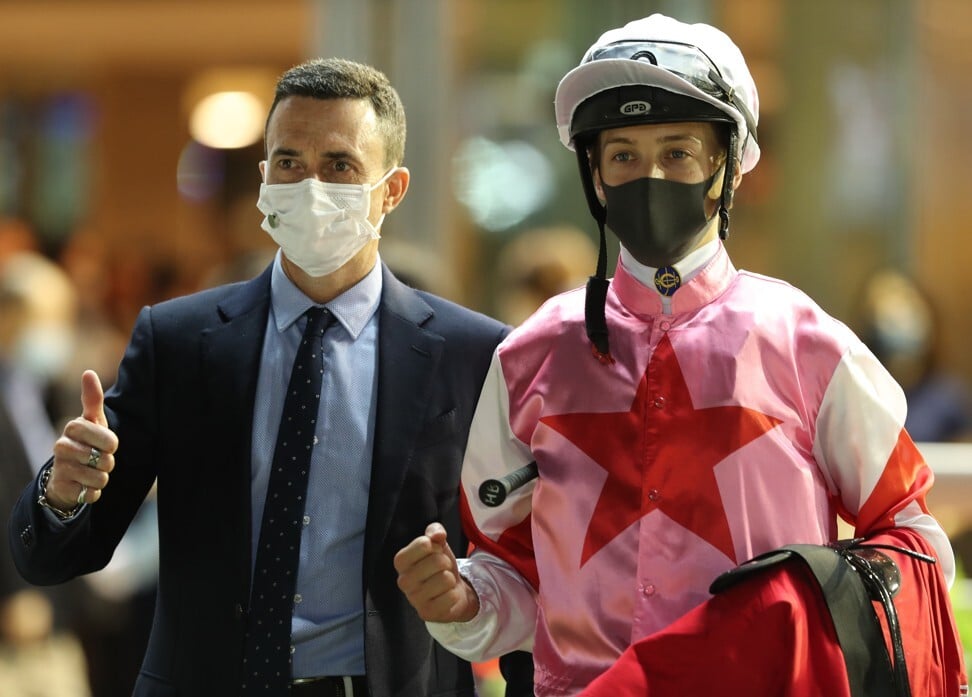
[394,522,480,624]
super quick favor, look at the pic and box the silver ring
[77,485,88,506]
[86,447,101,469]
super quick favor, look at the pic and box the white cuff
[425,553,536,661]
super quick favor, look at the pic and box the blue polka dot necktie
[242,306,334,694]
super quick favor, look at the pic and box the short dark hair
[265,58,406,166]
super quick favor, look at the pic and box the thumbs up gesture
[46,370,119,512]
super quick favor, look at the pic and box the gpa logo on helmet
[620,100,651,116]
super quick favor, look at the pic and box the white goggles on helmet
[585,40,757,142]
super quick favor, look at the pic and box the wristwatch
[37,466,83,520]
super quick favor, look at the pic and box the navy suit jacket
[9,263,530,696]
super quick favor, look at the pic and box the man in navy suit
[8,57,532,697]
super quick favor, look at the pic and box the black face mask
[602,172,718,268]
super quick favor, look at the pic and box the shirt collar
[611,240,736,317]
[619,238,720,290]
[270,249,383,339]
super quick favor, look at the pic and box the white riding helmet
[554,13,761,174]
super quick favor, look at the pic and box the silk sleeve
[812,341,955,584]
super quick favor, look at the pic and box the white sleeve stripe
[462,351,535,543]
[814,345,954,585]
[813,344,907,510]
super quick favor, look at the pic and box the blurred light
[453,137,554,232]
[182,67,276,150]
[189,91,264,149]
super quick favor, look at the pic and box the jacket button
[234,603,244,620]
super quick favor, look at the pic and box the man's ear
[258,160,267,182]
[382,166,410,214]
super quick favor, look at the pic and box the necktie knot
[304,306,333,338]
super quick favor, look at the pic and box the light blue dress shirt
[250,250,380,677]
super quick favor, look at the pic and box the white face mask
[257,168,396,277]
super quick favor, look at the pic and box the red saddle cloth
[579,528,967,697]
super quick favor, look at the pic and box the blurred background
[0,0,970,694]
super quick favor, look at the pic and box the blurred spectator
[0,251,90,696]
[0,249,156,697]
[0,251,70,468]
[857,268,972,442]
[493,224,597,325]
[0,588,90,697]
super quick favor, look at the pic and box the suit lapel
[364,266,444,581]
[201,266,272,597]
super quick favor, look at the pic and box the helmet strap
[718,129,738,240]
[576,146,614,364]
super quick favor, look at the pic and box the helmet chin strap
[575,145,614,364]
[718,130,738,240]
